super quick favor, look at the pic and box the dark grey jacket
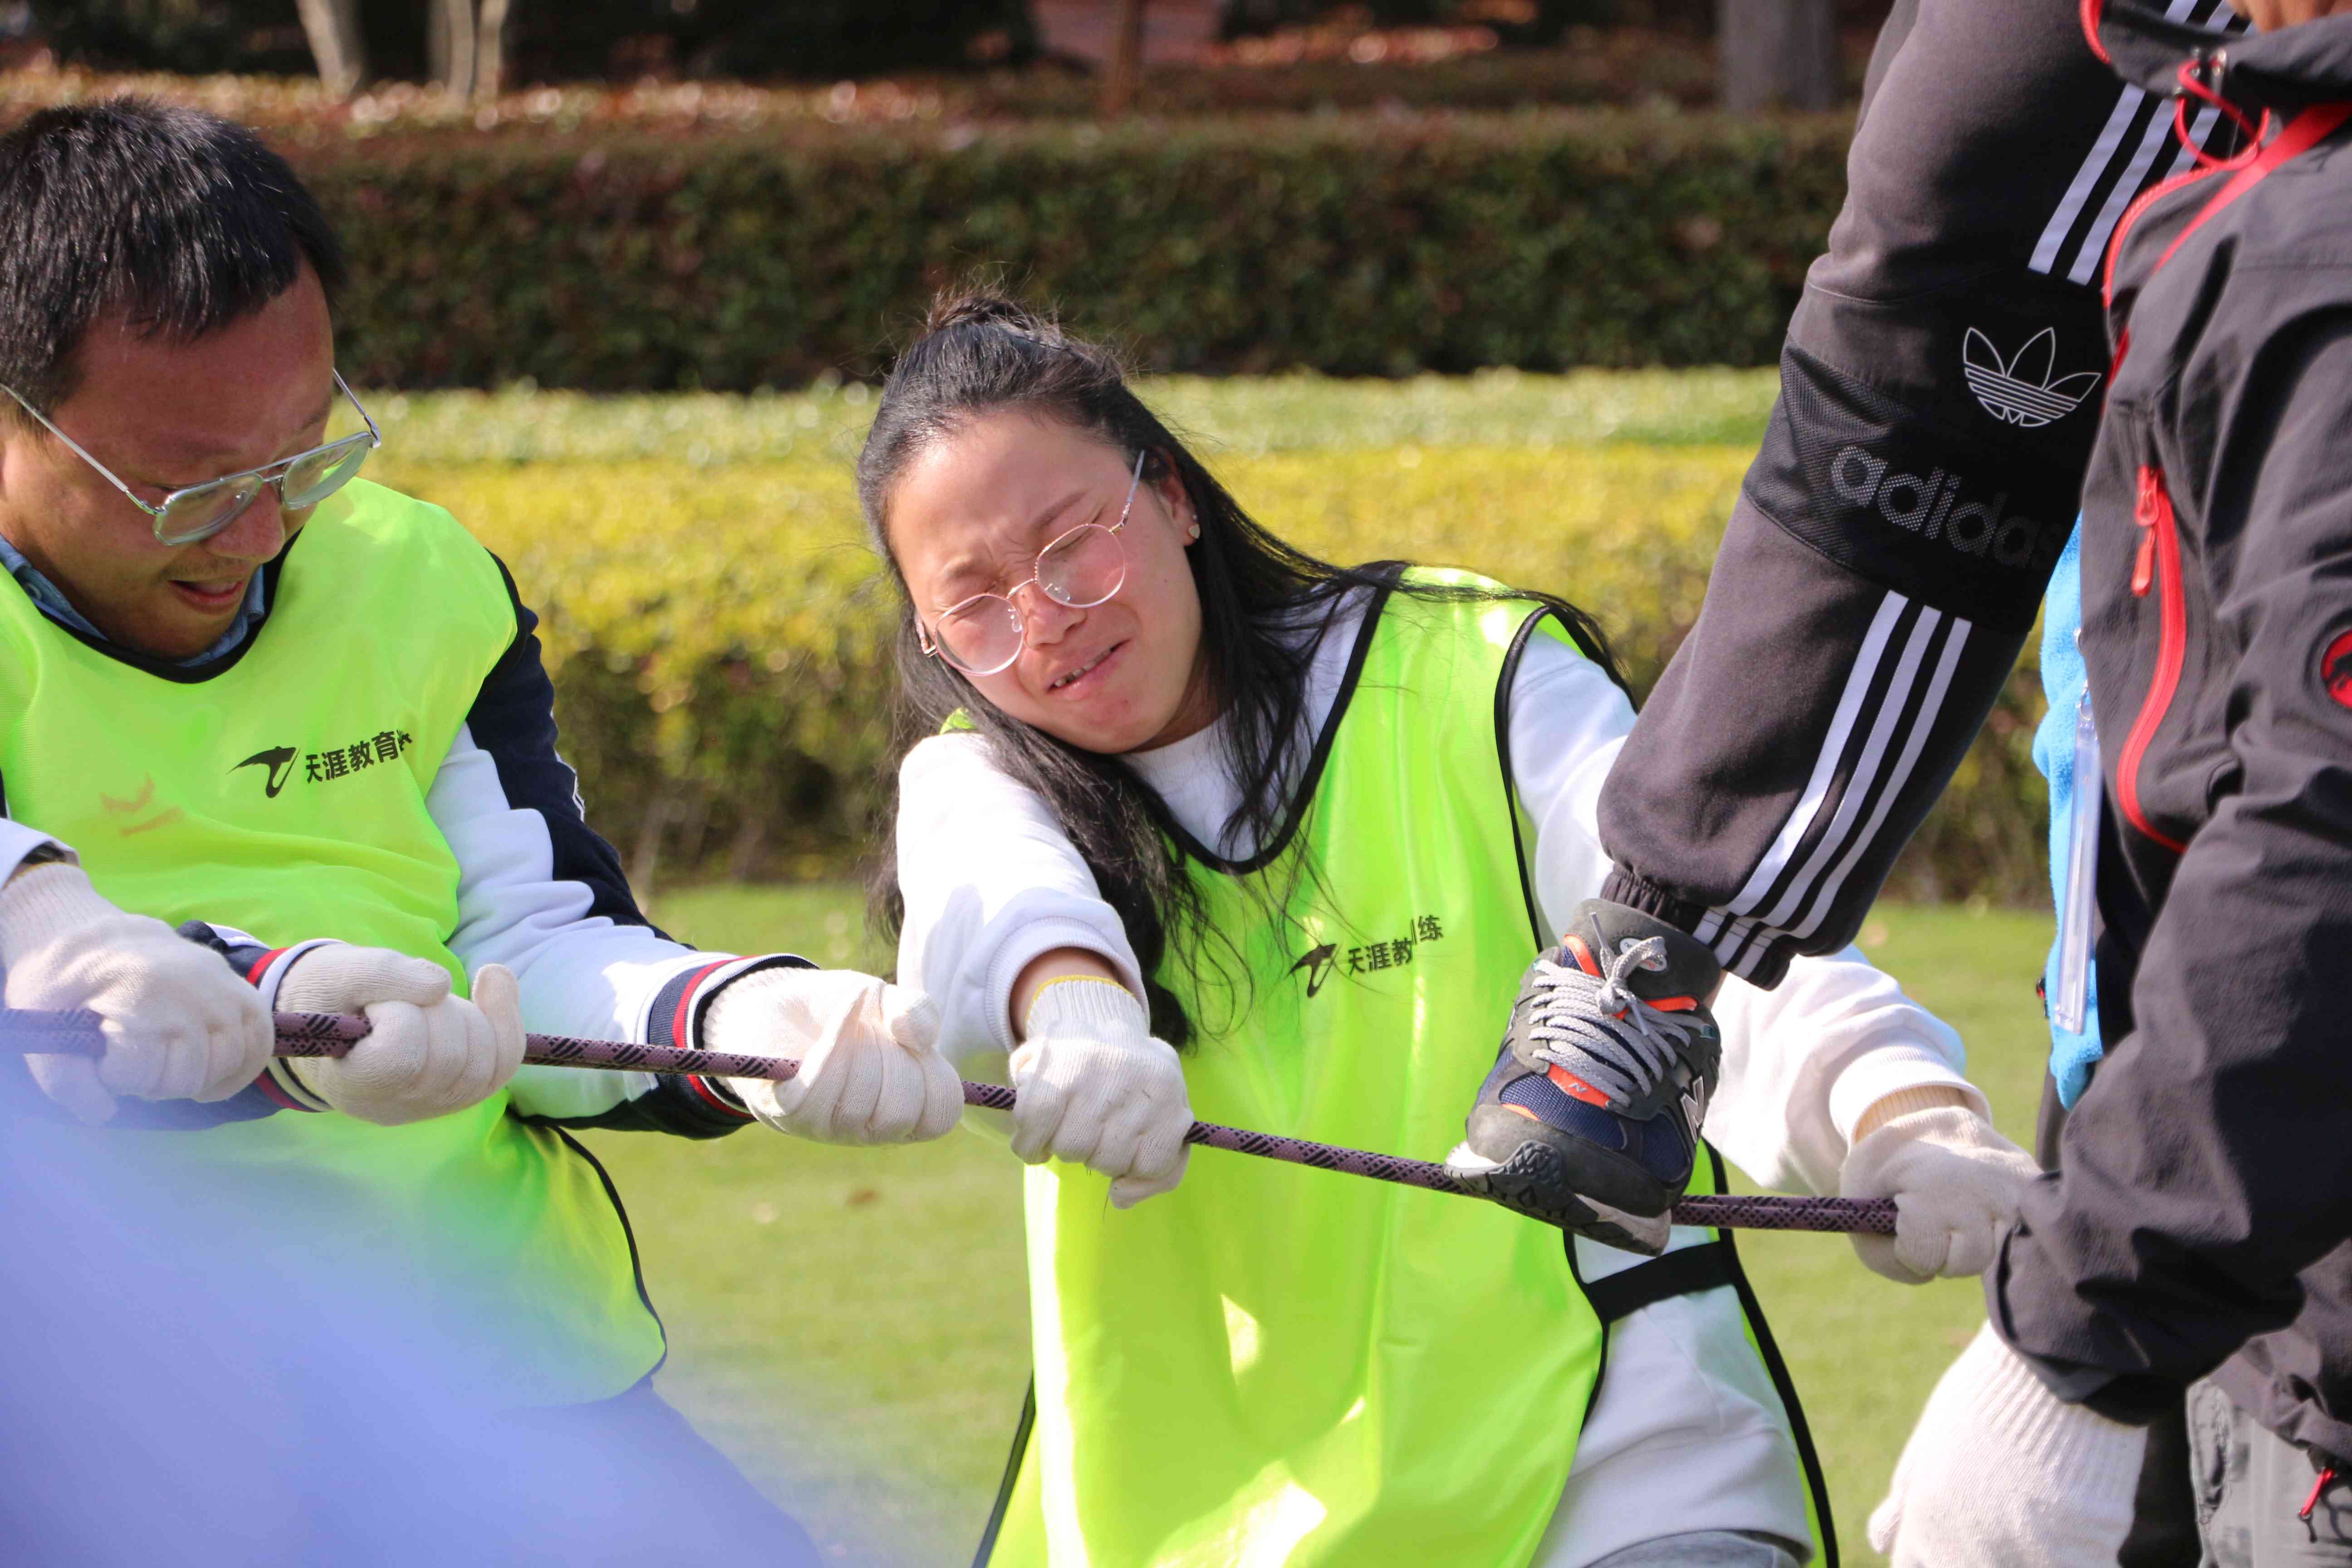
[1995,2,2352,1460]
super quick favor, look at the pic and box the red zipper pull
[2303,1465,2337,1523]
[2132,466,2163,598]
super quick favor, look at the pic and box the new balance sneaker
[1446,898,1723,1254]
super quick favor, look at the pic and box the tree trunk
[473,0,510,102]
[426,0,475,97]
[628,785,680,906]
[1718,0,1839,115]
[1098,0,1148,119]
[294,0,366,99]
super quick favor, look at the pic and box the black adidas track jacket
[1597,0,2243,987]
[1599,0,2352,1457]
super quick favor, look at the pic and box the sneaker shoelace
[1523,936,1706,1108]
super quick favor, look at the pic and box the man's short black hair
[0,97,346,420]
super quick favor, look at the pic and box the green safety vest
[0,480,666,1407]
[982,571,1830,1568]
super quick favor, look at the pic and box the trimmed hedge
[283,109,1849,389]
[373,431,2046,905]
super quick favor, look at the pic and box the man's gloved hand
[712,968,961,1144]
[1011,976,1191,1209]
[1839,1094,2040,1284]
[277,947,524,1126]
[0,859,274,1122]
[1870,1322,2143,1567]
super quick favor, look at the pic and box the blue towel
[2034,522,2105,1106]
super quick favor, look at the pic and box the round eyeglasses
[1,371,382,548]
[918,449,1144,676]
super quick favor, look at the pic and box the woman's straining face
[887,410,1213,755]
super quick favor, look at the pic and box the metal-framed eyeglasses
[1,370,382,548]
[917,448,1145,676]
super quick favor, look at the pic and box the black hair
[861,290,1626,1046]
[0,97,346,420]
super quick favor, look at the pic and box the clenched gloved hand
[1838,1091,2039,1284]
[278,946,524,1126]
[1011,976,1191,1208]
[711,967,962,1145]
[0,858,275,1122]
[1871,1322,2143,1567]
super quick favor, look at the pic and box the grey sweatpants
[1590,1531,1806,1568]
[2191,1379,2352,1568]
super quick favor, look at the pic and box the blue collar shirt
[0,533,266,666]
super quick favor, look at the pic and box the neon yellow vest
[0,480,665,1407]
[985,573,1823,1568]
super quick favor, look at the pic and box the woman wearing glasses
[870,293,2039,1568]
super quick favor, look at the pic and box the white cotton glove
[277,947,524,1126]
[1840,1096,2040,1284]
[1012,976,1192,1208]
[713,967,962,1145]
[1870,1321,2143,1567]
[0,860,274,1122]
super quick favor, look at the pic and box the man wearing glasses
[0,98,963,1546]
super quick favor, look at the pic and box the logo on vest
[231,746,299,799]
[1287,942,1339,997]
[1290,914,1448,997]
[100,775,183,838]
[1830,445,2062,574]
[1962,326,2101,428]
[232,730,413,798]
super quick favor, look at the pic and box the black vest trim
[1582,1240,1736,1323]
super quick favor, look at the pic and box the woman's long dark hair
[862,291,1626,1046]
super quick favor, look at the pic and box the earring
[1186,519,1200,540]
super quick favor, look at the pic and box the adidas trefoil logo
[1962,327,2101,428]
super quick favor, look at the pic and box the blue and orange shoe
[1445,898,1723,1254]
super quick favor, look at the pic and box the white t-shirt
[895,586,1982,1567]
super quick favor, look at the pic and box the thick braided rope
[3,1007,1894,1235]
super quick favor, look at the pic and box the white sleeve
[427,724,716,1119]
[1503,631,1642,935]
[1709,945,1984,1195]
[1507,630,1983,1198]
[895,733,1143,1071]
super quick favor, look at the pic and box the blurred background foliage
[0,44,1732,120]
[27,1,1894,85]
[363,372,2048,909]
[30,0,1034,82]
[299,113,1845,388]
[5,9,1863,395]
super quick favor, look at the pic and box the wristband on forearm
[11,841,69,875]
[1021,974,1147,1040]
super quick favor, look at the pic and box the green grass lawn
[589,886,2053,1567]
